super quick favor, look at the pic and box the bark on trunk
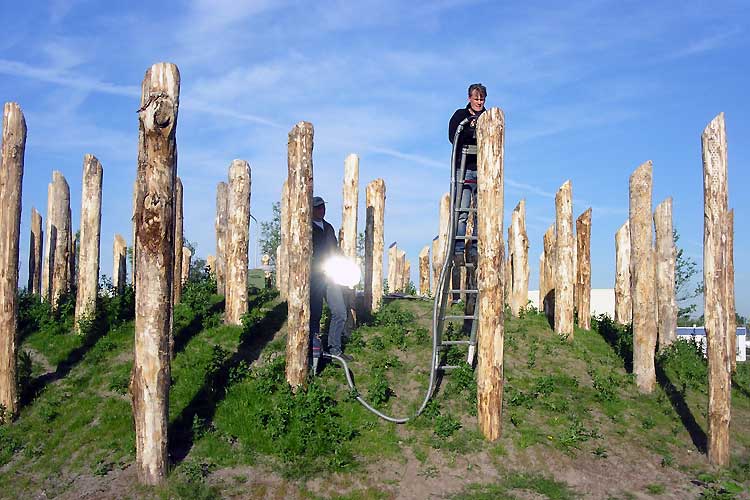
[278,179,290,299]
[509,200,529,317]
[341,154,358,258]
[284,122,313,388]
[113,234,127,295]
[702,113,731,466]
[172,177,183,306]
[542,224,556,323]
[181,246,191,286]
[654,198,677,349]
[629,161,656,394]
[575,208,592,330]
[475,108,505,441]
[364,179,385,315]
[43,172,72,309]
[215,181,228,297]
[75,154,103,329]
[131,62,179,485]
[28,208,42,295]
[0,102,26,417]
[418,245,430,296]
[554,181,574,339]
[614,221,632,325]
[224,160,251,325]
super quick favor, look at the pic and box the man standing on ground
[310,196,350,361]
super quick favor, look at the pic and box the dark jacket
[449,105,486,170]
[312,219,339,275]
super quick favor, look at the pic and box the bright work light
[323,255,361,288]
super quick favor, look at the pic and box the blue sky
[1,0,748,317]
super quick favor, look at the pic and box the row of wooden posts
[0,61,737,487]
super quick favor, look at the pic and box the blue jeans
[310,273,347,354]
[455,170,477,255]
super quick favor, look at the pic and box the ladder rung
[439,365,462,371]
[454,236,478,241]
[443,315,477,320]
[441,340,471,345]
[449,289,478,294]
[454,208,477,213]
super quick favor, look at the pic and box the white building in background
[528,288,615,318]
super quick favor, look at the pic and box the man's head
[313,196,326,221]
[467,83,487,114]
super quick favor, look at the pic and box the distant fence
[676,326,747,362]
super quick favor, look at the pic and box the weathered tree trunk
[68,208,75,292]
[509,200,529,317]
[131,62,179,485]
[418,245,430,296]
[542,224,556,323]
[475,108,505,441]
[75,155,103,329]
[727,210,736,373]
[172,177,183,306]
[0,102,26,418]
[387,243,399,293]
[285,122,313,388]
[364,179,385,315]
[340,154,358,258]
[206,254,216,277]
[702,113,732,466]
[113,234,127,295]
[575,208,592,330]
[224,160,251,325]
[504,245,511,308]
[554,181,574,339]
[538,252,544,310]
[215,181,228,297]
[277,179,290,299]
[43,172,71,309]
[181,246,192,286]
[28,208,42,294]
[629,161,657,394]
[437,192,450,283]
[398,250,408,292]
[654,198,677,349]
[614,221,632,325]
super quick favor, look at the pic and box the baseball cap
[313,196,326,207]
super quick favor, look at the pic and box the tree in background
[259,202,281,266]
[674,230,703,325]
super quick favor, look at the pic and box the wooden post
[504,246,511,308]
[542,224,556,322]
[341,154,359,258]
[28,208,42,294]
[554,181,574,339]
[131,62,179,485]
[75,155,103,329]
[654,198,677,349]
[575,208,592,330]
[113,234,127,295]
[0,101,26,417]
[172,177,183,305]
[418,245,430,296]
[629,161,656,394]
[278,179,290,299]
[398,250,408,292]
[431,236,440,296]
[225,160,251,325]
[509,200,529,317]
[364,179,385,314]
[181,246,191,286]
[538,252,544,311]
[387,242,399,293]
[702,113,732,466]
[206,254,216,277]
[43,171,72,308]
[475,107,505,441]
[614,221,632,325]
[727,210,736,372]
[285,122,313,388]
[68,207,75,292]
[215,181,228,297]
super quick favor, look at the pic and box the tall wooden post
[542,224,556,322]
[431,236,440,295]
[418,245,430,296]
[702,113,732,466]
[131,62,179,485]
[575,208,592,330]
[224,160,251,325]
[75,155,103,328]
[172,177,183,305]
[215,181,228,296]
[436,192,450,284]
[509,200,529,317]
[341,154,359,258]
[387,243,399,293]
[43,171,72,308]
[398,250,408,292]
[0,102,26,417]
[614,221,632,325]
[181,246,192,286]
[364,179,385,314]
[504,247,511,308]
[285,122,313,388]
[113,234,127,295]
[28,208,42,294]
[654,198,677,349]
[68,208,75,292]
[538,252,544,311]
[278,179,290,299]
[554,181,574,339]
[206,254,216,276]
[476,107,505,441]
[629,161,656,394]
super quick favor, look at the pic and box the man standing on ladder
[448,83,487,302]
